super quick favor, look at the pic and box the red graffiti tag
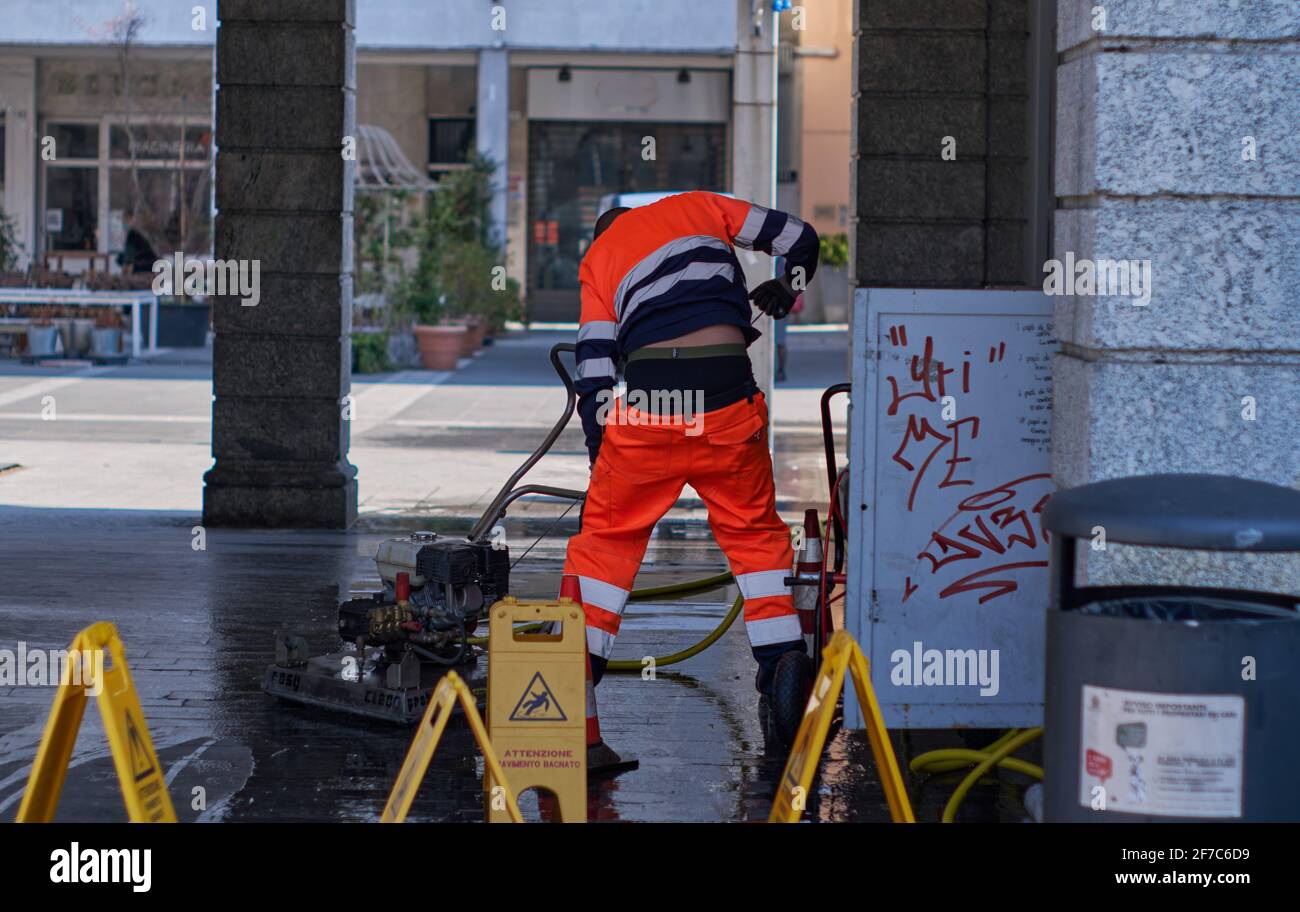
[912,473,1054,605]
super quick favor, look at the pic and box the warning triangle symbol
[124,709,156,782]
[508,671,567,722]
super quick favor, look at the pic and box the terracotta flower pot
[414,323,468,371]
[459,318,487,356]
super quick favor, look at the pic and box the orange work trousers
[563,391,801,687]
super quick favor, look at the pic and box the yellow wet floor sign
[381,669,523,823]
[769,630,915,823]
[17,621,177,823]
[486,598,586,822]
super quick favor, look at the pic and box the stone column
[476,48,510,251]
[204,0,358,528]
[851,0,1034,287]
[1053,0,1300,590]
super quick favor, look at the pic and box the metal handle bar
[468,343,582,542]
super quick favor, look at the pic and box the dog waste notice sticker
[1078,685,1244,818]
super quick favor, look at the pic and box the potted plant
[413,323,466,370]
[0,267,30,288]
[398,157,508,368]
[352,190,426,368]
[404,280,466,370]
[801,232,850,323]
[87,271,128,291]
[0,209,26,286]
[92,307,125,358]
[482,275,522,345]
[30,267,76,289]
[26,306,61,357]
[351,328,392,374]
[434,237,495,357]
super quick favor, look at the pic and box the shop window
[47,122,99,161]
[428,117,475,177]
[107,122,212,256]
[525,120,726,321]
[45,166,98,251]
[38,117,214,261]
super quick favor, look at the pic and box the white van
[596,190,733,216]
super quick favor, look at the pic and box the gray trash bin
[1041,474,1300,822]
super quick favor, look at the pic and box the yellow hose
[908,748,1043,780]
[910,728,1044,823]
[606,591,743,672]
[603,570,739,671]
[627,571,734,601]
[465,571,737,653]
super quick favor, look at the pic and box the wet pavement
[0,330,1035,823]
[0,508,1035,823]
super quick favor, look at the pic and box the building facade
[0,0,816,324]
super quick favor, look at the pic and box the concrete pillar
[1052,0,1300,591]
[733,0,779,404]
[204,0,358,528]
[851,0,1034,288]
[476,48,509,251]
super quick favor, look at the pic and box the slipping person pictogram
[509,671,567,722]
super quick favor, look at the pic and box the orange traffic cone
[559,573,638,777]
[793,509,823,648]
[558,574,601,749]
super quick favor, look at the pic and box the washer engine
[338,531,509,663]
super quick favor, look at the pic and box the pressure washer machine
[263,343,589,723]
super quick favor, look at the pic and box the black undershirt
[622,354,757,417]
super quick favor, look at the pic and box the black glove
[749,277,797,319]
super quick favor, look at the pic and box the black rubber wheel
[770,651,814,747]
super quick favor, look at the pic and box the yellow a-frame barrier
[17,621,177,823]
[381,669,523,823]
[769,630,915,823]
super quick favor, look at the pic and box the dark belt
[626,343,748,362]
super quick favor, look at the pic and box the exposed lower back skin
[645,323,747,349]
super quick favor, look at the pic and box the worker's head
[593,207,630,240]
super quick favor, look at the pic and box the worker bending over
[565,190,819,734]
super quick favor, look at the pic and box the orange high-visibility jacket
[574,191,819,461]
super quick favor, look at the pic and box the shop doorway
[525,121,726,323]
